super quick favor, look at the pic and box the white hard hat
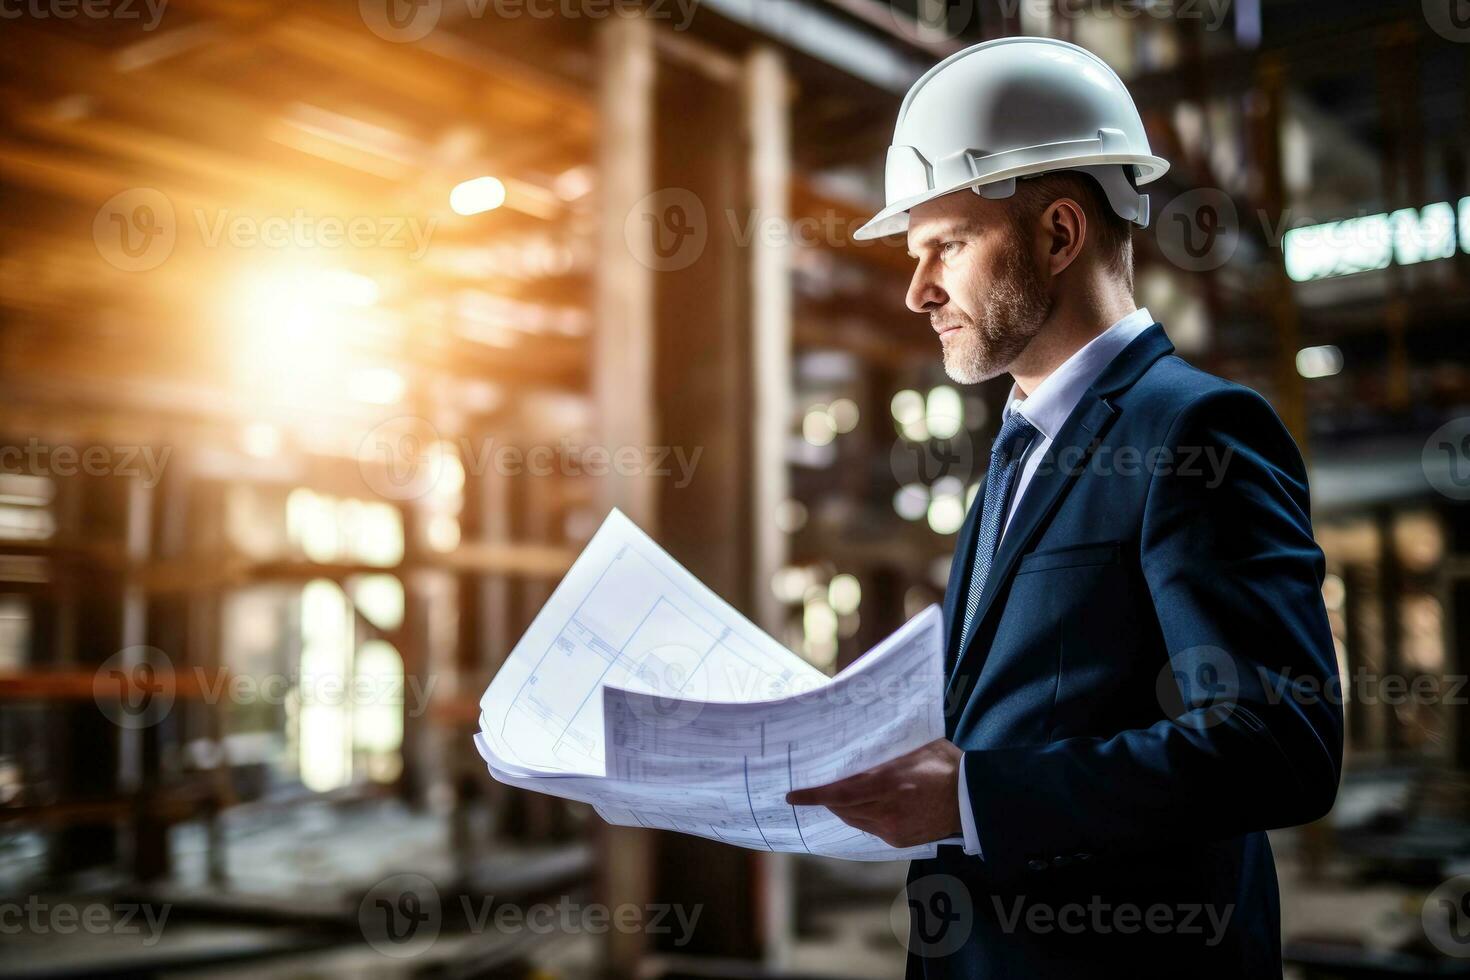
[854,37,1169,241]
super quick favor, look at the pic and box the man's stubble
[938,231,1052,386]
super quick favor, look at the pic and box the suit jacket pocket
[1016,540,1121,574]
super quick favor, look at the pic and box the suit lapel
[941,322,1177,715]
[941,487,986,677]
[943,394,1118,710]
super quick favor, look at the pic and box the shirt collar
[1003,308,1155,441]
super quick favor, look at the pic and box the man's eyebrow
[905,223,985,258]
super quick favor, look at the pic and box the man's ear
[1042,197,1087,276]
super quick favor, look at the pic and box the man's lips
[933,323,963,337]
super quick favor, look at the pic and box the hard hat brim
[853,154,1169,241]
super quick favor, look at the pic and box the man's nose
[906,263,947,314]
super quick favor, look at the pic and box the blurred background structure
[1,0,1469,976]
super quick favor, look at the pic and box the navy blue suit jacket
[906,324,1343,978]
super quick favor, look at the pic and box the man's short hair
[1006,170,1135,291]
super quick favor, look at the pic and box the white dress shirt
[951,307,1156,856]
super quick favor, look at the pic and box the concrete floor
[0,819,1430,978]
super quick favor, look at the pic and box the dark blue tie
[957,411,1038,653]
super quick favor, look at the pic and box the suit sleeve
[960,386,1343,879]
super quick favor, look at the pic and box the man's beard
[936,241,1051,385]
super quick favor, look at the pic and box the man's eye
[940,241,963,257]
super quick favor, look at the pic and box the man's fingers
[785,771,882,807]
[784,786,832,806]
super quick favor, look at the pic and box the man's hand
[785,738,963,848]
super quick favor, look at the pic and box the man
[786,38,1342,977]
